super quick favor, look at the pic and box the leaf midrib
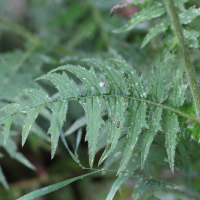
[1,94,197,124]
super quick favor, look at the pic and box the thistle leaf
[141,106,162,168]
[163,111,180,172]
[82,58,128,95]
[113,3,166,33]
[36,73,80,99]
[151,61,167,103]
[110,59,146,98]
[180,6,200,24]
[141,16,170,48]
[80,97,104,168]
[22,106,43,146]
[132,179,150,200]
[118,100,148,175]
[16,171,100,200]
[106,176,128,200]
[24,88,51,105]
[0,165,9,190]
[132,178,178,200]
[167,65,187,108]
[2,115,14,144]
[48,64,104,95]
[99,97,126,165]
[48,100,68,159]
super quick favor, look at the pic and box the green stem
[163,0,200,122]
[1,94,197,124]
[0,18,40,45]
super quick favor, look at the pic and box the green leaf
[141,16,170,48]
[68,18,97,48]
[49,64,104,95]
[167,65,187,108]
[22,106,42,146]
[2,115,14,144]
[0,134,35,170]
[82,58,128,95]
[75,128,83,155]
[60,124,79,163]
[118,100,148,175]
[24,88,51,105]
[132,179,150,200]
[179,6,200,24]
[48,100,68,159]
[147,195,161,200]
[36,73,80,99]
[103,138,125,170]
[0,165,9,190]
[151,61,167,103]
[122,153,141,175]
[106,176,128,200]
[14,153,36,170]
[132,178,178,199]
[163,111,180,172]
[188,122,200,142]
[184,29,200,48]
[16,171,100,200]
[96,120,109,152]
[80,97,104,168]
[64,116,87,136]
[110,59,146,98]
[177,142,193,192]
[141,106,162,168]
[99,97,126,165]
[113,3,166,33]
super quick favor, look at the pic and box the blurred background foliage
[0,0,200,199]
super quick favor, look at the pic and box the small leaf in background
[113,3,166,33]
[0,165,9,190]
[106,176,128,200]
[177,142,193,193]
[16,171,100,200]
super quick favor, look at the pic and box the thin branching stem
[163,0,200,122]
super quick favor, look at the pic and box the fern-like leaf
[83,58,128,95]
[80,97,104,168]
[141,106,162,168]
[110,59,146,98]
[163,111,180,172]
[98,97,126,165]
[113,3,166,33]
[48,101,68,159]
[106,176,128,200]
[118,100,148,175]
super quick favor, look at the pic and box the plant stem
[163,0,200,122]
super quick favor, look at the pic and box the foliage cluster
[1,0,200,199]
